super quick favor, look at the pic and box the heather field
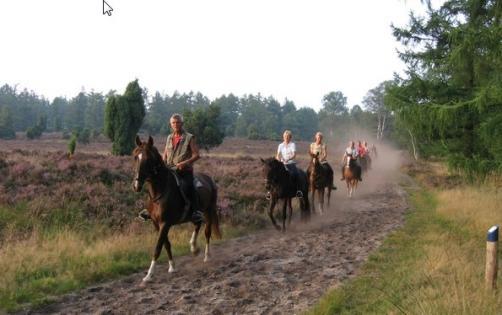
[0,135,318,311]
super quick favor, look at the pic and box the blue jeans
[284,163,299,190]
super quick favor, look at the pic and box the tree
[321,91,348,116]
[386,0,502,178]
[363,82,392,140]
[0,107,15,139]
[183,104,224,150]
[104,80,146,155]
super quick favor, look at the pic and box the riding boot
[190,192,205,224]
[138,209,151,221]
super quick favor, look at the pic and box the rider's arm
[289,143,296,162]
[177,137,200,169]
[322,145,327,161]
[276,144,282,161]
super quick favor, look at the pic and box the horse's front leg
[268,197,280,231]
[287,198,293,226]
[311,188,316,214]
[319,188,325,215]
[281,198,288,232]
[190,223,202,256]
[143,223,170,283]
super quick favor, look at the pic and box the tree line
[0,80,389,153]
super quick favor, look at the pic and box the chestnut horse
[307,153,333,215]
[260,158,310,231]
[133,136,220,283]
[343,158,359,198]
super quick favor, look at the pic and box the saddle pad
[194,177,204,188]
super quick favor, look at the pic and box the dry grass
[310,161,502,315]
[0,223,243,311]
[437,187,502,233]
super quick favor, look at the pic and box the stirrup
[265,191,271,200]
[137,209,150,222]
[296,190,303,198]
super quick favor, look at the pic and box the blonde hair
[283,130,292,137]
[315,132,323,141]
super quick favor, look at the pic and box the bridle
[135,148,168,203]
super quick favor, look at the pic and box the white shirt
[277,142,296,164]
[345,147,358,158]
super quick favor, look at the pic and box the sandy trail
[25,147,410,315]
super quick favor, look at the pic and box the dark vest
[165,131,194,169]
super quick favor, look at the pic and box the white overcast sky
[0,0,434,111]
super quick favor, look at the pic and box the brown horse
[133,136,221,283]
[260,158,310,231]
[307,153,333,215]
[343,158,359,198]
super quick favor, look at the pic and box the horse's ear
[147,135,154,147]
[135,135,142,147]
[260,157,265,164]
[316,152,319,157]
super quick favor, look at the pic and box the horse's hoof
[191,247,200,256]
[203,255,210,263]
[142,276,152,283]
[168,267,176,273]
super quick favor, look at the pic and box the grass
[308,167,502,315]
[0,221,251,313]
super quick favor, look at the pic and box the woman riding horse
[340,141,362,182]
[276,130,302,197]
[309,132,336,190]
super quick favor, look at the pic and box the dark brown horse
[307,153,333,215]
[343,158,359,198]
[260,158,310,231]
[133,136,221,283]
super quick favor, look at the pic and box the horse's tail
[209,178,222,239]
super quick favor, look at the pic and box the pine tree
[104,80,145,155]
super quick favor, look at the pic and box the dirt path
[26,148,410,315]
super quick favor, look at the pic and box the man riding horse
[340,141,363,182]
[138,113,204,224]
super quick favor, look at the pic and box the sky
[0,0,431,111]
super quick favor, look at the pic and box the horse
[307,153,333,215]
[342,158,359,198]
[358,155,371,173]
[260,158,310,231]
[133,135,221,283]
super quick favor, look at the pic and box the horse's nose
[133,180,139,192]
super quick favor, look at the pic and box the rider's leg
[323,162,337,190]
[180,171,204,224]
[287,163,302,197]
[340,165,345,180]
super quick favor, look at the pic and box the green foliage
[68,135,77,156]
[0,107,15,139]
[183,104,224,150]
[386,0,502,177]
[26,115,47,140]
[104,80,146,155]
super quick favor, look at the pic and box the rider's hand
[176,162,186,170]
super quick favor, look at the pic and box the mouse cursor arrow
[103,0,113,16]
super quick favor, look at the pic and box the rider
[340,141,363,181]
[276,130,302,197]
[309,132,336,190]
[357,140,366,158]
[138,113,204,224]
